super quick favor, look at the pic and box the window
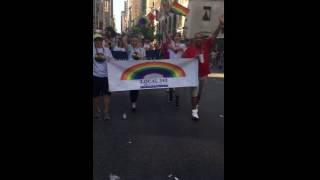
[104,1,109,12]
[203,6,211,21]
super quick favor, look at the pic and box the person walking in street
[93,34,114,120]
[182,17,223,121]
[160,33,172,59]
[128,34,146,112]
[168,33,187,107]
[160,34,172,94]
[103,35,112,49]
[143,38,153,50]
[113,35,128,52]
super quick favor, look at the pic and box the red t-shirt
[183,37,215,77]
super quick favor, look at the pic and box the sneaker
[122,113,127,120]
[131,103,136,112]
[94,112,101,120]
[192,109,200,121]
[104,112,111,120]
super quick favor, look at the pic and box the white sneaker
[93,112,101,120]
[192,109,200,121]
[104,112,111,120]
[122,113,127,120]
[131,103,137,112]
[109,174,120,180]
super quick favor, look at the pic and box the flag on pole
[146,12,155,23]
[170,1,190,16]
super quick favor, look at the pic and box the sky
[114,0,125,33]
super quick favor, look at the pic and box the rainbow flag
[170,1,190,16]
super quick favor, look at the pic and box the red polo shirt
[183,37,215,77]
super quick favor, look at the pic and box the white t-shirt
[113,46,127,52]
[128,47,146,61]
[93,47,114,78]
[168,41,186,60]
[144,43,151,50]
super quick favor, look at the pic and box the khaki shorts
[191,77,207,98]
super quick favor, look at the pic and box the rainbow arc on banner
[121,62,186,80]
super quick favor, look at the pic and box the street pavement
[94,76,224,180]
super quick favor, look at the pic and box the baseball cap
[93,34,103,40]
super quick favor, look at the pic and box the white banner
[107,59,198,92]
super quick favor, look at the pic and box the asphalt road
[94,77,224,180]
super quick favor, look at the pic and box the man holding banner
[182,16,224,121]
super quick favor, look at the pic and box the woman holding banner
[93,34,114,120]
[168,33,187,107]
[113,35,128,52]
[128,34,146,112]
